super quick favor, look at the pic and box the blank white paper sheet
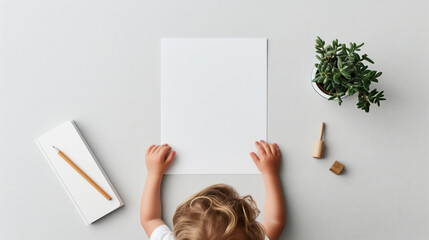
[161,38,267,174]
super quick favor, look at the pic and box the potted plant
[311,36,386,112]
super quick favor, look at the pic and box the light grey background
[1,0,428,239]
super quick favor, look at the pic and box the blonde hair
[173,184,265,240]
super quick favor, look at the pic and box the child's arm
[140,144,176,237]
[250,140,286,240]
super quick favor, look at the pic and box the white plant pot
[311,67,347,100]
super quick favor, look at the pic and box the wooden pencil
[53,146,112,200]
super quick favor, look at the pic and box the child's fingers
[165,151,176,166]
[260,140,271,154]
[255,141,265,155]
[159,146,172,158]
[155,144,168,153]
[151,145,160,153]
[146,145,155,155]
[274,143,280,156]
[269,144,277,155]
[250,152,260,166]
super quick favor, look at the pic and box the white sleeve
[149,224,268,240]
[150,225,175,240]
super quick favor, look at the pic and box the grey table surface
[1,0,428,239]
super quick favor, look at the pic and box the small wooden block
[330,161,344,175]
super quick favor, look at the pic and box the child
[140,140,286,240]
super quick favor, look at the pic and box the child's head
[172,184,265,240]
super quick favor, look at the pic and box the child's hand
[250,140,281,176]
[145,144,176,177]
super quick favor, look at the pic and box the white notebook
[35,121,124,225]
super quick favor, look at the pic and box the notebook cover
[35,120,124,225]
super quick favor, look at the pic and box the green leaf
[341,70,351,79]
[337,95,343,106]
[363,83,369,91]
[333,73,340,84]
[312,75,324,82]
[325,82,332,91]
[316,36,322,46]
[327,50,336,55]
[363,55,374,64]
[323,76,329,84]
[337,58,343,69]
